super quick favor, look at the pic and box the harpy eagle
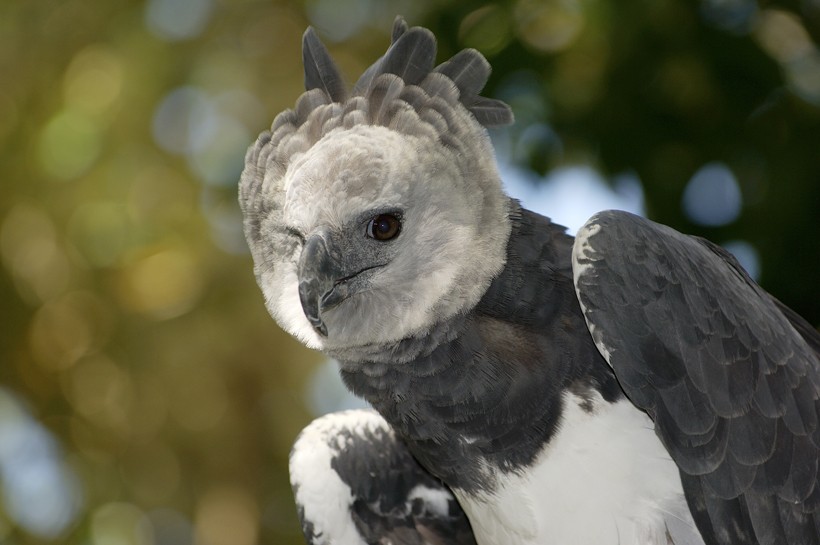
[239,17,820,545]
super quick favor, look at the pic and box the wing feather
[657,377,717,436]
[572,210,820,544]
[726,409,777,465]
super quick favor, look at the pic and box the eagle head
[239,17,513,360]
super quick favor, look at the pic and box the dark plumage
[303,28,347,103]
[241,16,820,545]
[290,410,476,545]
[574,210,820,545]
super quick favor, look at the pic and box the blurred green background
[1,0,818,543]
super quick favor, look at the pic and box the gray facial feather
[239,16,513,358]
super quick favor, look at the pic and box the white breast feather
[455,393,705,545]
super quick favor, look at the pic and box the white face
[250,123,510,360]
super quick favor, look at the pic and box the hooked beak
[297,233,347,337]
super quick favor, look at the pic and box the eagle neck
[338,203,621,493]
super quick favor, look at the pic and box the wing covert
[572,210,820,545]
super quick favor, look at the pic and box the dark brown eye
[367,214,401,241]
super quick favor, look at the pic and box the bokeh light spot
[152,86,218,155]
[753,8,820,103]
[754,9,814,63]
[37,109,102,181]
[145,0,214,42]
[1,204,70,304]
[700,0,758,33]
[66,355,133,428]
[141,509,194,545]
[68,201,133,267]
[459,5,514,55]
[29,292,109,371]
[91,502,152,545]
[0,389,84,539]
[63,45,124,118]
[786,49,820,105]
[117,248,205,320]
[187,113,249,187]
[496,70,549,124]
[306,0,373,42]
[195,485,259,545]
[682,162,742,226]
[722,239,761,281]
[515,0,584,53]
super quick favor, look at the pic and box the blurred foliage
[0,0,817,544]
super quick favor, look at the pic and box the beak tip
[302,304,328,337]
[298,233,337,339]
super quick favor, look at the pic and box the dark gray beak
[297,233,343,337]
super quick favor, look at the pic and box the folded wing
[572,210,820,545]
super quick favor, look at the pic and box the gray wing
[572,210,820,545]
[289,409,476,545]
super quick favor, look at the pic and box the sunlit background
[1,0,819,543]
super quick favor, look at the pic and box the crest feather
[464,95,515,126]
[344,16,510,127]
[243,14,516,192]
[368,74,407,125]
[271,109,297,132]
[391,16,409,43]
[419,72,460,105]
[433,49,490,100]
[352,17,413,96]
[302,28,347,102]
[295,89,332,123]
[379,27,437,87]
